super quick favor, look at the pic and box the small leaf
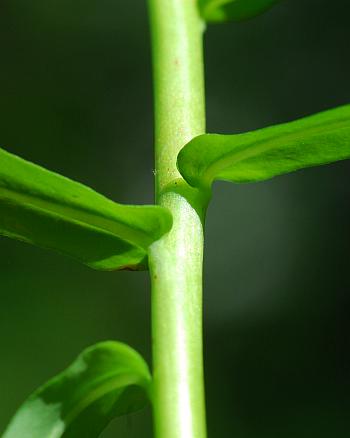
[198,0,280,23]
[3,341,152,438]
[177,104,350,187]
[0,147,172,270]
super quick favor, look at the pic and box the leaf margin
[2,341,153,438]
[198,0,280,23]
[177,104,350,188]
[0,146,173,271]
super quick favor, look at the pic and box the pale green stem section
[147,1,208,438]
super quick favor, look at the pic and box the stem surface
[148,1,208,438]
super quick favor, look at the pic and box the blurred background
[0,0,350,436]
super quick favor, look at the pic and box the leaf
[0,147,172,270]
[177,104,350,187]
[3,341,152,438]
[198,0,280,23]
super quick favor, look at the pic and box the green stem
[148,1,209,437]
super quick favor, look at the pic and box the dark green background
[1,0,349,436]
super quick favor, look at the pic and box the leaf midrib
[204,117,350,184]
[0,187,153,249]
[61,372,149,436]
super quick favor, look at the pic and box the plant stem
[148,1,208,437]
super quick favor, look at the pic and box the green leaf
[198,0,280,23]
[3,341,152,438]
[0,147,172,270]
[177,104,350,187]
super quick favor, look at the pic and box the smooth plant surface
[0,147,172,271]
[1,0,349,437]
[177,104,350,187]
[3,342,151,438]
[199,0,280,22]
